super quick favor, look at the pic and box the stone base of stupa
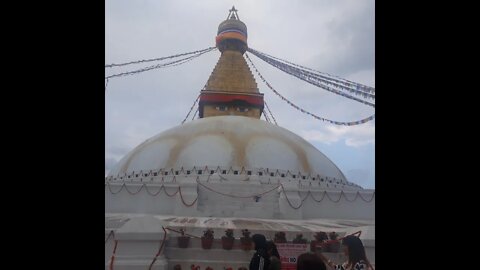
[105,215,375,269]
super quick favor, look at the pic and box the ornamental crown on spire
[227,6,239,20]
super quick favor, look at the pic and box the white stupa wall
[106,184,178,215]
[300,191,375,220]
[105,216,169,270]
[105,176,374,220]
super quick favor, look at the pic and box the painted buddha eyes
[215,106,228,111]
[236,107,249,112]
[215,106,249,112]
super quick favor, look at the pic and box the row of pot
[176,229,341,252]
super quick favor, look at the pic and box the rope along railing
[165,227,201,239]
[248,48,375,94]
[109,239,118,270]
[281,186,310,209]
[245,53,375,126]
[105,230,114,244]
[105,47,216,80]
[105,47,216,68]
[197,178,281,199]
[247,48,375,107]
[178,187,198,206]
[105,182,197,206]
[105,178,375,207]
[163,227,359,244]
[148,226,168,270]
[281,188,375,209]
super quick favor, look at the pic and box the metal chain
[358,192,375,203]
[197,178,280,199]
[178,187,198,206]
[308,191,328,203]
[144,185,165,196]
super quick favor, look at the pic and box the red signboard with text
[276,243,309,270]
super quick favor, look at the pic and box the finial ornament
[227,6,239,20]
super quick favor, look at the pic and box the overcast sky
[105,0,375,189]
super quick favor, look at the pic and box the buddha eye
[215,106,228,111]
[236,107,249,112]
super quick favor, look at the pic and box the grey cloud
[306,3,375,77]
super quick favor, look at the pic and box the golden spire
[198,8,264,119]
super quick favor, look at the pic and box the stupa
[105,7,375,269]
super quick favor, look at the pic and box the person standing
[249,234,271,270]
[266,240,281,270]
[296,252,326,270]
[317,235,373,270]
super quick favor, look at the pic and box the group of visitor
[249,234,373,270]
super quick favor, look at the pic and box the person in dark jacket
[266,240,281,270]
[297,253,326,270]
[249,234,271,270]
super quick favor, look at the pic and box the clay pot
[222,237,234,250]
[240,238,252,251]
[178,236,190,248]
[201,237,214,249]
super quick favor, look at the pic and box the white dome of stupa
[108,116,359,189]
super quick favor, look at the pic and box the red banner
[199,92,264,106]
[276,243,309,270]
